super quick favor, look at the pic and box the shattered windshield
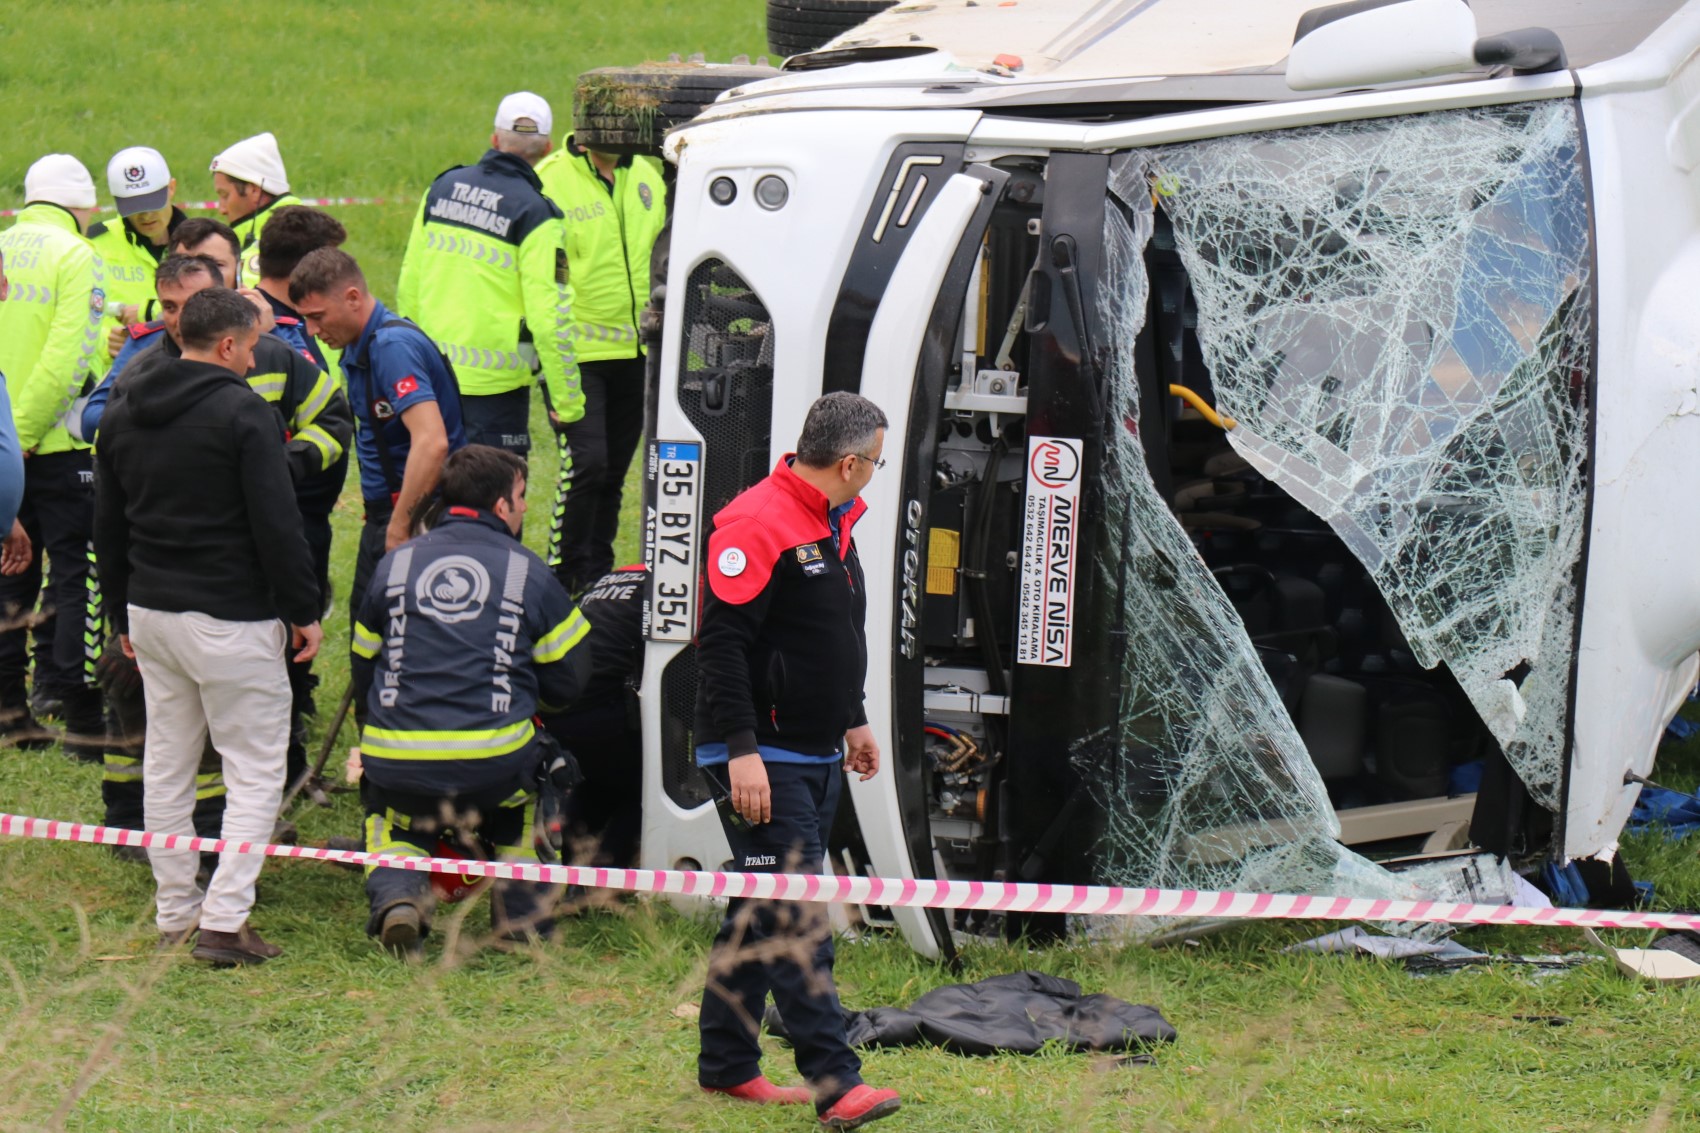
[1079,100,1591,896]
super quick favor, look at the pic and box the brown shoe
[192,925,282,966]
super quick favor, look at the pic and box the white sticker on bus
[1016,435,1082,667]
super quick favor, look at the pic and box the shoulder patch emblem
[795,543,823,565]
[717,547,746,578]
[638,183,654,211]
[90,287,106,317]
[395,375,420,397]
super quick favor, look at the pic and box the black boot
[0,685,56,750]
[60,684,106,764]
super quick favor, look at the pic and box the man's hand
[119,634,135,660]
[0,520,30,575]
[106,324,128,359]
[844,724,881,781]
[385,516,412,552]
[291,622,322,662]
[728,752,772,825]
[239,288,277,334]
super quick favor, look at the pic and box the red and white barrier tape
[0,196,396,219]
[4,812,1697,932]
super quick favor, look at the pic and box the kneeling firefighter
[350,444,591,952]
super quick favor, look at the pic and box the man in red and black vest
[693,391,901,1129]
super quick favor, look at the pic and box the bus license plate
[647,441,702,642]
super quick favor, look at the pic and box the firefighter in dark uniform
[541,563,646,868]
[693,392,901,1127]
[350,445,592,953]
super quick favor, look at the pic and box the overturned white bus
[637,0,1700,958]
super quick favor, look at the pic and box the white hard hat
[209,132,290,194]
[25,154,97,210]
[495,91,552,136]
[107,146,172,216]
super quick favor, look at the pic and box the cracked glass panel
[1151,102,1591,808]
[1072,159,1407,902]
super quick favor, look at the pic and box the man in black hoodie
[94,288,323,966]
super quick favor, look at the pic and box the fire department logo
[717,547,746,577]
[125,165,146,183]
[638,183,654,211]
[415,555,491,624]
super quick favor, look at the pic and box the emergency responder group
[2,89,902,1128]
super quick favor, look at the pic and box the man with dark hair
[82,253,351,832]
[290,247,467,643]
[94,287,322,965]
[693,391,899,1125]
[350,444,591,953]
[254,206,346,370]
[396,92,581,457]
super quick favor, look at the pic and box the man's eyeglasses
[847,452,886,471]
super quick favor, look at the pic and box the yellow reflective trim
[297,423,342,466]
[361,719,535,761]
[298,370,334,422]
[532,610,590,664]
[194,785,228,801]
[351,621,381,659]
[246,373,287,401]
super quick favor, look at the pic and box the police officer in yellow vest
[0,154,108,755]
[535,138,666,594]
[210,132,303,284]
[396,92,582,459]
[86,147,186,370]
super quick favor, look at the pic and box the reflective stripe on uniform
[361,719,536,761]
[363,811,427,876]
[247,373,287,401]
[351,620,381,659]
[569,324,638,344]
[195,770,226,801]
[297,423,341,467]
[532,609,589,664]
[422,228,517,271]
[439,343,528,372]
[297,369,336,423]
[102,753,143,783]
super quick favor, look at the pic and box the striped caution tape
[0,196,397,219]
[4,811,1698,932]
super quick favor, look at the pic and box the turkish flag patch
[395,375,420,397]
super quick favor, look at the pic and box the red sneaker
[819,1085,901,1129]
[703,1075,813,1105]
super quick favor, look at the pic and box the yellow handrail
[1168,384,1236,430]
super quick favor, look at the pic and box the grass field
[4,3,1700,1130]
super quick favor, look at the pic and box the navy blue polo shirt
[340,297,468,502]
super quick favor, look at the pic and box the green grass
[5,2,1700,1130]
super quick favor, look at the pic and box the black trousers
[286,506,335,789]
[460,387,532,456]
[697,760,862,1107]
[350,502,393,730]
[0,451,98,712]
[542,697,642,867]
[548,357,645,595]
[361,777,555,940]
[99,648,226,836]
